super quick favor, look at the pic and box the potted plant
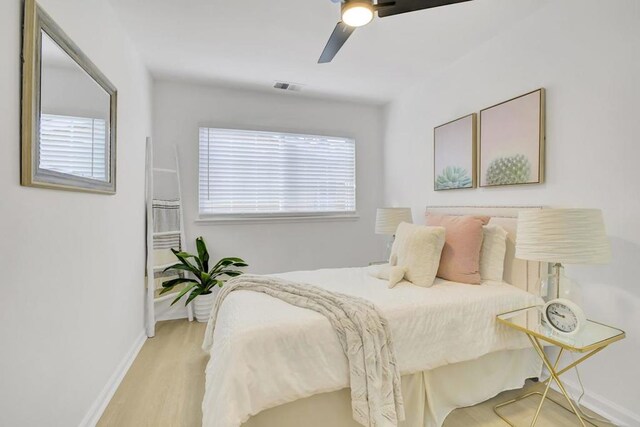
[160,236,247,322]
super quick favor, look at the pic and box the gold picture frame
[478,88,545,188]
[433,113,477,191]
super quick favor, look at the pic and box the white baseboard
[78,331,147,427]
[542,369,640,426]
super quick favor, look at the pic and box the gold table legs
[493,335,608,426]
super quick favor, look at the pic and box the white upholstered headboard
[425,206,548,296]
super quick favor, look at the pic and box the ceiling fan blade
[318,22,356,64]
[377,0,472,18]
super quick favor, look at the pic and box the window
[39,113,108,181]
[199,128,356,217]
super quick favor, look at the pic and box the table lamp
[516,208,611,302]
[375,207,412,259]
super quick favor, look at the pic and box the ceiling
[108,0,547,104]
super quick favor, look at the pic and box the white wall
[384,0,640,423]
[153,80,386,278]
[0,0,151,425]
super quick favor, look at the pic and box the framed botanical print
[434,113,476,191]
[479,89,545,187]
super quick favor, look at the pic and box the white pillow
[480,225,508,281]
[389,222,445,287]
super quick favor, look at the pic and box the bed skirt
[241,347,541,427]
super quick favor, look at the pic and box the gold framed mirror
[21,0,117,194]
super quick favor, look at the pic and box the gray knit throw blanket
[202,275,405,427]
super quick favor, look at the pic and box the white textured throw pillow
[389,222,445,287]
[479,225,508,282]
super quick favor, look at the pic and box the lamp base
[539,264,583,307]
[384,237,394,261]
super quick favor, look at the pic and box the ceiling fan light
[341,2,374,27]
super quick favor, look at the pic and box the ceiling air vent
[273,81,304,92]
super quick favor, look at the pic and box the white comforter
[202,266,540,427]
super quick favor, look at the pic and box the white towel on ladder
[153,199,181,235]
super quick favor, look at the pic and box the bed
[202,206,547,427]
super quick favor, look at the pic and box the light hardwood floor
[99,320,612,427]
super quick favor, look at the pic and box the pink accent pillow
[425,214,490,284]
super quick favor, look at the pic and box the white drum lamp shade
[516,209,611,264]
[375,208,413,235]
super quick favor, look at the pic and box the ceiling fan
[319,0,473,63]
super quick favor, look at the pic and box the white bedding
[202,266,541,427]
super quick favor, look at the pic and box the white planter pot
[193,292,217,323]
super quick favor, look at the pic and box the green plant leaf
[209,257,248,274]
[173,250,198,259]
[171,248,202,280]
[174,250,204,270]
[200,273,214,289]
[196,237,210,272]
[162,263,197,274]
[159,286,174,295]
[176,249,204,271]
[185,287,204,305]
[211,269,243,278]
[193,256,204,271]
[210,259,233,272]
[170,283,197,306]
[161,277,198,289]
[224,270,244,277]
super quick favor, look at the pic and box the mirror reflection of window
[39,31,111,182]
[40,114,107,180]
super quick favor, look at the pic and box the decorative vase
[193,291,217,323]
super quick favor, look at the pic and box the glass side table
[494,306,625,427]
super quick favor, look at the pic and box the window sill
[195,213,360,225]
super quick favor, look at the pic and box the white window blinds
[199,128,356,216]
[39,113,108,181]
